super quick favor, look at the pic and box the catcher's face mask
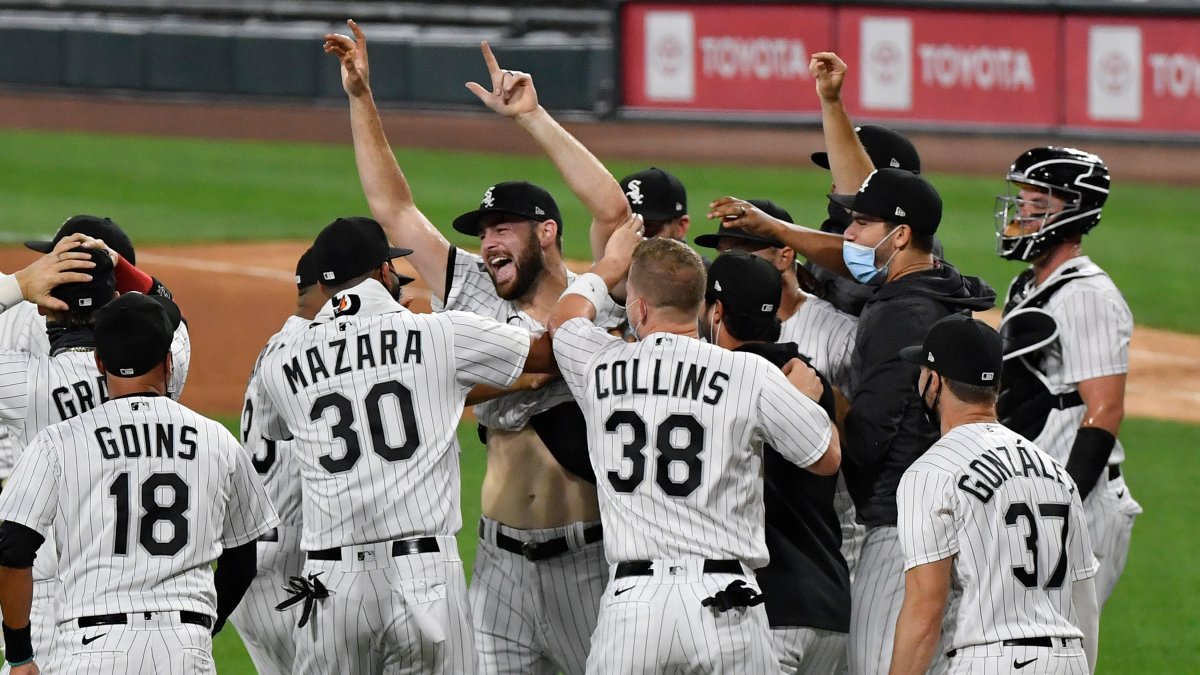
[994,183,1078,261]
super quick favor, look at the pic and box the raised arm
[466,42,632,261]
[811,52,874,195]
[549,214,643,336]
[709,197,849,275]
[324,20,453,300]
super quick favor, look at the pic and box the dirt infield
[0,242,1194,425]
[0,91,1197,423]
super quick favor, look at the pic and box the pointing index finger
[347,19,366,46]
[480,41,500,76]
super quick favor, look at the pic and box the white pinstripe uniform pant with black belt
[228,526,305,675]
[587,558,776,674]
[292,536,474,675]
[51,611,216,675]
[470,516,607,675]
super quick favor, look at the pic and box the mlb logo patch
[322,271,335,280]
[131,401,147,411]
[119,368,134,375]
[79,298,93,307]
[981,372,995,381]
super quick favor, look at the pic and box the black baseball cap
[311,217,413,286]
[620,167,687,223]
[26,215,137,265]
[452,181,563,236]
[900,314,1002,387]
[694,199,790,249]
[295,247,319,290]
[705,250,782,321]
[828,168,943,235]
[811,125,921,174]
[94,292,181,378]
[50,247,116,312]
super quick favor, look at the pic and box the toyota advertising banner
[835,8,1060,128]
[618,2,1200,137]
[1064,15,1200,133]
[620,3,834,115]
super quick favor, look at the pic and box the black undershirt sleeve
[212,540,258,635]
[0,522,44,569]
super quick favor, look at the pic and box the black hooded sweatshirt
[843,261,996,527]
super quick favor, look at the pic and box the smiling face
[478,214,548,301]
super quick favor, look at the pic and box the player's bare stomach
[481,426,600,529]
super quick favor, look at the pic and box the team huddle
[0,20,1137,675]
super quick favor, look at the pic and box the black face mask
[919,372,942,430]
[386,269,404,302]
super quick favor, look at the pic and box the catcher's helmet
[994,146,1109,262]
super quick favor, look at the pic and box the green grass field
[1,128,1197,672]
[1,128,1198,332]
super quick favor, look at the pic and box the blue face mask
[842,226,900,284]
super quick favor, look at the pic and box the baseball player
[699,249,851,674]
[0,292,278,674]
[549,224,840,673]
[227,248,326,675]
[326,23,632,673]
[0,215,188,484]
[711,168,996,675]
[618,167,690,241]
[994,147,1139,607]
[0,225,193,669]
[255,217,555,673]
[695,199,864,592]
[892,314,1099,674]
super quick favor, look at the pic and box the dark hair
[945,378,1000,405]
[721,309,782,343]
[884,222,934,253]
[642,216,684,239]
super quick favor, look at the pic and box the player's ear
[94,352,106,376]
[711,299,724,324]
[536,219,558,248]
[676,215,691,237]
[893,223,913,251]
[776,246,795,272]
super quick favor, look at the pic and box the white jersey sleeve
[1067,486,1100,581]
[897,469,961,570]
[0,434,60,534]
[755,368,833,470]
[1054,283,1132,385]
[552,317,622,400]
[168,321,192,400]
[0,351,32,427]
[222,444,281,549]
[0,276,25,314]
[444,311,531,390]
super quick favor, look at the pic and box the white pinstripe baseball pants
[848,526,905,675]
[292,536,475,675]
[771,626,848,674]
[469,517,606,675]
[586,558,777,675]
[942,640,1089,674]
[1084,471,1140,606]
[51,614,215,674]
[228,526,305,675]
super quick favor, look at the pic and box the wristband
[1065,427,1116,500]
[3,622,32,664]
[561,272,610,313]
[114,255,153,294]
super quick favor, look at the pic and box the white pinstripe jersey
[0,395,278,621]
[0,302,49,479]
[239,314,308,532]
[1008,257,1132,465]
[433,248,624,431]
[897,423,1099,649]
[256,279,531,551]
[554,319,834,568]
[779,295,857,399]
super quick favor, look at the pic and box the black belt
[308,536,439,561]
[1053,392,1083,409]
[947,636,1075,657]
[483,521,603,562]
[1109,464,1121,480]
[78,611,213,629]
[614,559,742,579]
